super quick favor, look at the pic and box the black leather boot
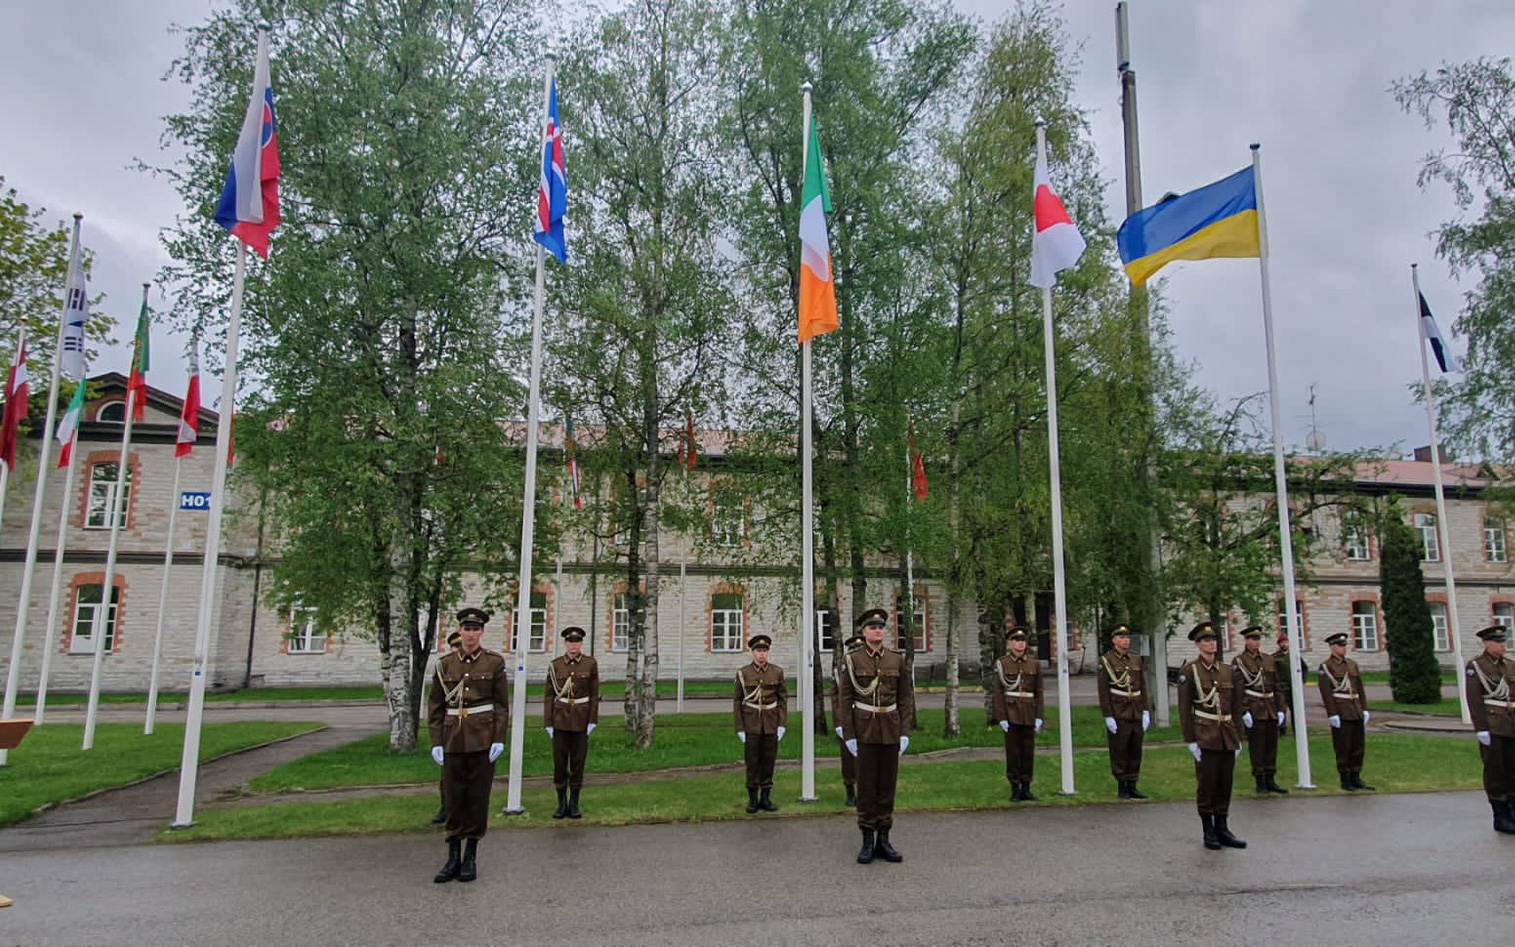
[1126,781,1148,800]
[857,828,876,864]
[1265,776,1289,794]
[1352,771,1376,791]
[433,840,462,883]
[758,787,778,812]
[568,786,582,819]
[1009,782,1022,802]
[1340,772,1357,791]
[1201,814,1220,850]
[845,785,857,807]
[1255,775,1269,794]
[431,806,447,825]
[552,788,569,820]
[1495,800,1515,834]
[458,839,478,882]
[1117,780,1130,799]
[746,789,760,814]
[1020,781,1039,802]
[874,828,903,863]
[1214,815,1247,849]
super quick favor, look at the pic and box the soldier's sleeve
[989,661,1007,724]
[777,668,789,729]
[1317,664,1335,715]
[1034,659,1045,719]
[1135,655,1149,712]
[1467,661,1489,731]
[427,659,445,747]
[1176,664,1196,743]
[837,655,857,741]
[1230,667,1245,720]
[588,659,601,726]
[542,660,554,726]
[1096,658,1113,716]
[900,658,917,735]
[733,671,746,732]
[830,663,843,721]
[491,659,510,744]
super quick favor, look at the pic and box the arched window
[97,401,126,423]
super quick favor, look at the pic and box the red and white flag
[0,338,29,473]
[1029,151,1086,289]
[176,341,201,458]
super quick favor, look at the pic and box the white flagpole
[1412,264,1470,724]
[1252,143,1315,789]
[32,447,80,726]
[173,242,247,826]
[503,54,556,816]
[677,549,686,714]
[798,80,818,804]
[145,454,185,734]
[1035,124,1076,797]
[0,214,79,767]
[0,328,25,538]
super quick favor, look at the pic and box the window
[816,609,839,652]
[1494,603,1514,630]
[712,492,746,547]
[1414,513,1440,562]
[1276,598,1304,640]
[97,401,126,422]
[510,590,548,652]
[85,461,131,530]
[1486,517,1508,563]
[70,584,120,654]
[893,592,928,652]
[1342,514,1371,562]
[711,592,744,652]
[1351,601,1379,652]
[611,592,643,653]
[287,603,326,654]
[1429,602,1450,652]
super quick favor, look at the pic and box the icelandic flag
[214,30,281,259]
[176,340,201,458]
[1419,293,1461,374]
[533,77,568,263]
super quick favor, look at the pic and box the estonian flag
[1419,293,1461,374]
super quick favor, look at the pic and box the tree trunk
[385,542,417,752]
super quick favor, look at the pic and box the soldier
[1467,624,1515,834]
[734,633,788,814]
[1272,632,1300,735]
[1318,631,1374,791]
[1233,626,1287,795]
[1097,624,1150,799]
[544,626,600,820]
[1177,621,1247,851]
[832,631,864,806]
[992,623,1044,802]
[838,608,916,864]
[431,629,464,826]
[426,607,508,883]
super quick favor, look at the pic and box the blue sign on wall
[179,491,213,511]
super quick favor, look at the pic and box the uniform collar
[866,646,885,659]
[565,654,582,665]
[460,647,482,663]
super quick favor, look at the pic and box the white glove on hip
[737,731,747,744]
[1329,715,1341,729]
[777,726,787,742]
[1034,718,1044,734]
[1104,716,1118,734]
[431,746,445,766]
[1362,710,1371,725]
[1242,711,1254,729]
[487,742,504,763]
[845,739,858,757]
[1141,710,1151,731]
[898,735,910,756]
[999,720,1010,733]
[1478,730,1492,746]
[835,726,844,739]
[545,726,555,737]
[587,723,597,735]
[1188,742,1202,762]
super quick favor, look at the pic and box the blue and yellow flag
[1117,166,1260,286]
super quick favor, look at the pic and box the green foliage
[1379,501,1443,704]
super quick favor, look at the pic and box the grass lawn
[248,706,1183,793]
[1359,671,1456,685]
[1367,698,1463,715]
[164,733,1483,842]
[0,721,322,827]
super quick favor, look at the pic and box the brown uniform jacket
[830,647,861,728]
[837,646,916,744]
[991,652,1044,726]
[733,662,788,734]
[427,647,510,752]
[1096,649,1146,720]
[1177,657,1243,751]
[1466,652,1515,737]
[543,653,600,731]
[1317,654,1366,721]
[1231,650,1279,717]
[1273,648,1299,708]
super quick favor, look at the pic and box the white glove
[1242,711,1254,729]
[587,723,597,735]
[1034,718,1044,734]
[898,735,910,756]
[1478,730,1492,746]
[1277,711,1286,727]
[1329,715,1341,729]
[431,746,445,766]
[1236,746,1244,758]
[845,738,858,757]
[545,726,555,737]
[487,742,504,763]
[777,726,787,742]
[1363,711,1371,725]
[738,731,747,744]
[835,726,844,739]
[1188,742,1202,762]
[999,720,1010,733]
[1104,716,1118,734]
[1141,710,1151,731]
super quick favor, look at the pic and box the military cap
[748,634,772,650]
[1004,625,1030,641]
[856,608,889,628]
[1276,632,1290,644]
[1324,631,1349,647]
[446,630,462,648]
[1188,621,1219,642]
[561,626,587,643]
[456,606,491,627]
[1476,624,1508,642]
[1109,624,1132,637]
[843,633,865,648]
[1240,625,1264,639]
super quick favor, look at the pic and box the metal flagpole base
[798,795,819,804]
[168,820,195,830]
[1293,783,1317,791]
[499,806,527,816]
[1057,791,1077,797]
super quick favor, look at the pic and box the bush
[1380,505,1442,703]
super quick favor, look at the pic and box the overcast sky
[1,1,1512,455]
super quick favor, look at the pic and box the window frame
[711,491,746,548]
[893,591,928,652]
[1342,513,1371,562]
[287,602,327,654]
[1493,603,1514,630]
[1350,601,1379,652]
[1414,512,1440,563]
[815,609,839,653]
[710,591,745,653]
[1485,516,1508,563]
[70,584,121,654]
[85,460,132,530]
[1428,601,1450,652]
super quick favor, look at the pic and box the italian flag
[797,119,838,344]
[55,382,86,469]
[127,292,151,421]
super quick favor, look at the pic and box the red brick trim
[78,449,142,531]
[62,571,128,654]
[278,604,334,655]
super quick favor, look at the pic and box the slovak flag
[1029,149,1086,289]
[533,77,567,264]
[214,29,281,259]
[176,339,202,458]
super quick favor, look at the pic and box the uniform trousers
[443,750,496,842]
[744,733,778,790]
[855,741,901,830]
[1107,719,1144,780]
[1246,717,1279,777]
[1003,724,1036,783]
[839,736,856,789]
[1481,735,1515,802]
[552,729,590,790]
[1194,748,1235,816]
[1331,719,1366,773]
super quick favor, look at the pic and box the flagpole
[798,80,818,804]
[903,420,917,681]
[145,455,185,734]
[0,214,79,766]
[32,449,80,726]
[1412,264,1471,724]
[173,242,246,825]
[1252,143,1315,789]
[503,54,556,817]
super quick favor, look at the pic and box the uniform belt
[1001,690,1035,699]
[446,702,494,716]
[1244,689,1274,699]
[556,696,591,705]
[1109,688,1141,698]
[743,700,778,710]
[1193,710,1232,722]
[1485,698,1515,709]
[853,701,897,714]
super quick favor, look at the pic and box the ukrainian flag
[1117,166,1260,287]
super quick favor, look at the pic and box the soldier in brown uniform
[992,623,1044,802]
[1272,632,1301,735]
[832,632,864,806]
[734,633,788,814]
[838,608,916,864]
[1233,626,1287,794]
[1318,631,1374,791]
[431,629,464,825]
[1097,624,1150,799]
[1177,621,1247,851]
[1465,624,1515,834]
[426,607,508,883]
[544,626,599,820]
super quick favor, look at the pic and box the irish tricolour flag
[798,120,838,344]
